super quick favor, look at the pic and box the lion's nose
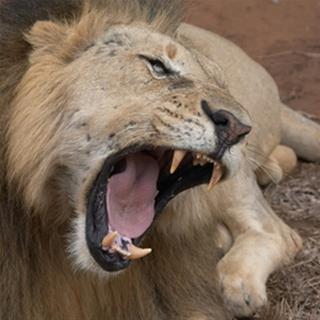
[201,100,251,145]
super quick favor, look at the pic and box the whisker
[249,157,281,185]
[246,144,279,166]
[249,158,278,184]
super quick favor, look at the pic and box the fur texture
[1,0,317,319]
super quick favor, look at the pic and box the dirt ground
[186,1,320,319]
[186,0,320,117]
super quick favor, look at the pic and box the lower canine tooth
[128,244,152,260]
[170,150,187,174]
[208,161,223,191]
[102,231,118,250]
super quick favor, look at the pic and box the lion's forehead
[97,25,215,81]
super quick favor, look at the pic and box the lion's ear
[26,21,68,49]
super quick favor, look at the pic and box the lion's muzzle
[201,99,252,159]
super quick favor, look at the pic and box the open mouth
[86,146,225,272]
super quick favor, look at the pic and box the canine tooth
[102,231,118,249]
[170,150,187,174]
[208,161,223,191]
[128,244,152,260]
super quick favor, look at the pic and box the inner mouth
[86,146,225,272]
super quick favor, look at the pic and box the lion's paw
[217,264,267,317]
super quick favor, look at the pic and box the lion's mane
[0,1,227,319]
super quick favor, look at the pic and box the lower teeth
[101,225,152,260]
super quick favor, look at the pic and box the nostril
[201,101,231,128]
[211,111,230,128]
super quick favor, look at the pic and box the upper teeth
[193,153,214,166]
[170,150,223,191]
[170,150,187,174]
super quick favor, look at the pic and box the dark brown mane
[0,0,183,97]
[0,0,79,94]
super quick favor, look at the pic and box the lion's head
[1,0,251,274]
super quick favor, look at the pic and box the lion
[0,0,319,319]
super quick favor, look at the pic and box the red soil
[186,0,320,118]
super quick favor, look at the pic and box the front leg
[217,226,301,316]
[212,166,302,317]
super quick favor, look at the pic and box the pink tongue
[107,153,159,238]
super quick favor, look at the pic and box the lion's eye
[149,59,170,77]
[139,55,173,79]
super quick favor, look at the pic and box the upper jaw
[85,144,230,272]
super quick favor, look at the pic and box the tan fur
[166,43,178,60]
[280,104,320,162]
[1,1,319,319]
[256,156,283,187]
[272,145,298,175]
[256,145,297,186]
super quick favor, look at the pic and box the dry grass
[244,163,320,320]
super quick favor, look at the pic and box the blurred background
[186,0,320,118]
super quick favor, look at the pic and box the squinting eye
[150,59,169,77]
[139,55,173,78]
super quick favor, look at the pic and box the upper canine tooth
[208,161,223,191]
[102,231,118,250]
[128,244,152,260]
[170,150,187,174]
